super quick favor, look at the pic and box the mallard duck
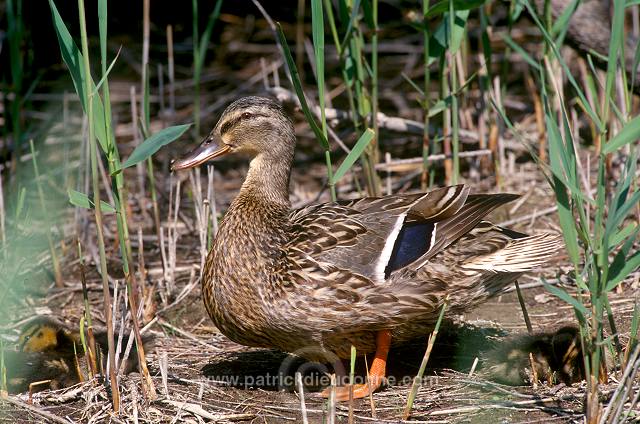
[171,96,562,400]
[3,316,148,393]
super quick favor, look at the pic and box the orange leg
[321,330,392,401]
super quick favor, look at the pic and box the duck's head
[171,96,296,171]
[18,317,74,353]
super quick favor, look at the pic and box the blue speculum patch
[385,221,435,278]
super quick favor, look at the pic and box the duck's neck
[237,150,293,209]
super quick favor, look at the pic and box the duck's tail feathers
[461,233,563,272]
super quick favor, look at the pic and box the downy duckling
[3,316,151,393]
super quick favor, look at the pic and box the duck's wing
[454,222,564,272]
[400,193,521,272]
[288,185,470,283]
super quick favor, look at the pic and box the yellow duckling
[3,316,150,393]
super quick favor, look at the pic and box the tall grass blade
[331,129,375,183]
[523,0,603,130]
[48,0,109,152]
[311,0,327,138]
[603,114,640,153]
[403,297,449,419]
[602,0,626,125]
[197,0,224,71]
[74,0,120,410]
[276,23,329,149]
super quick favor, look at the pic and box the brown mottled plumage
[171,96,563,398]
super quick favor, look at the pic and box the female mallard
[171,96,562,400]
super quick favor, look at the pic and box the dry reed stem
[162,400,256,421]
[189,169,208,271]
[526,73,547,163]
[79,241,98,376]
[600,343,640,423]
[167,25,175,113]
[514,281,533,335]
[468,357,479,377]
[207,165,218,237]
[160,350,169,399]
[159,229,169,305]
[127,274,157,400]
[96,146,116,208]
[130,86,146,196]
[2,396,69,424]
[295,372,309,424]
[165,178,181,291]
[157,63,165,115]
[328,374,336,424]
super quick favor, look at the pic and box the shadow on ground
[200,321,508,393]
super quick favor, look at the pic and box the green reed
[48,0,189,409]
[492,1,640,420]
[192,0,224,138]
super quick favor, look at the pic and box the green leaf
[338,0,362,56]
[603,114,640,154]
[427,9,471,56]
[611,190,640,232]
[547,116,581,265]
[448,10,470,54]
[98,0,108,66]
[609,223,638,248]
[544,280,589,317]
[546,111,594,205]
[522,0,603,130]
[48,0,109,153]
[331,129,375,183]
[121,124,191,170]
[68,189,116,213]
[92,46,121,97]
[427,96,453,117]
[501,33,541,71]
[15,187,27,220]
[426,0,485,18]
[276,22,329,150]
[550,0,579,38]
[603,0,626,124]
[607,250,640,291]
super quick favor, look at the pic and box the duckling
[3,316,151,394]
[481,325,585,386]
[18,316,77,354]
[3,350,80,393]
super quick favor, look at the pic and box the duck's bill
[171,135,231,171]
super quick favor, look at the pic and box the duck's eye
[241,112,252,120]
